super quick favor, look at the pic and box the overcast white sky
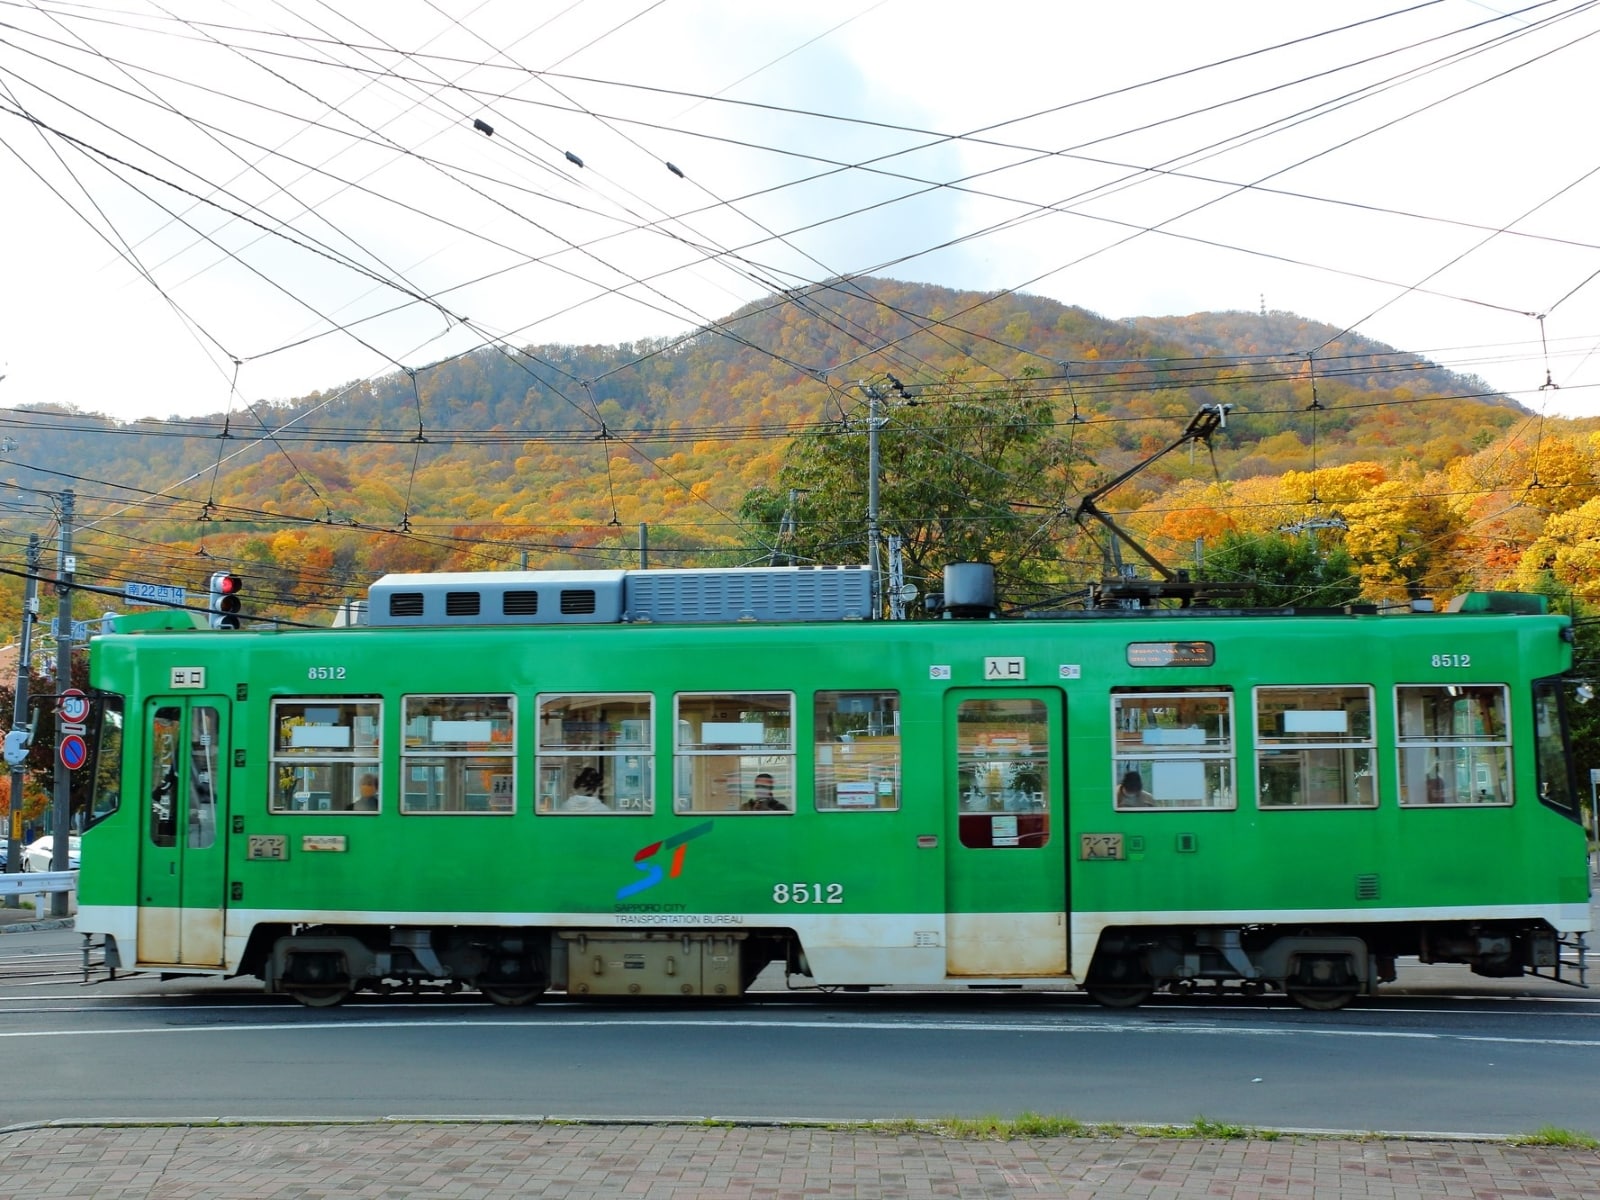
[4,0,1600,423]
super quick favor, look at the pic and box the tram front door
[944,688,1069,977]
[136,698,227,967]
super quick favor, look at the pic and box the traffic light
[209,571,243,629]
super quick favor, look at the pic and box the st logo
[616,821,713,900]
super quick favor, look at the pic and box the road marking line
[1,1016,1599,1048]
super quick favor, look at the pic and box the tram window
[1254,686,1375,809]
[1395,684,1511,807]
[1110,689,1234,810]
[673,692,794,815]
[536,693,654,815]
[401,694,515,815]
[815,690,900,811]
[188,706,220,847]
[149,705,180,847]
[1533,678,1580,819]
[955,698,1050,848]
[270,698,381,814]
[88,694,124,829]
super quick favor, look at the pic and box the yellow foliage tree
[1512,498,1600,604]
[1341,468,1463,602]
[1278,462,1388,506]
[1139,479,1237,564]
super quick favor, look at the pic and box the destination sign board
[1126,640,1216,668]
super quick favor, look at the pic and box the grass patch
[1511,1126,1600,1149]
[862,1113,1278,1142]
[865,1115,1091,1141]
[1145,1117,1264,1140]
[938,1114,1091,1140]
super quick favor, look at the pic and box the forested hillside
[0,277,1577,626]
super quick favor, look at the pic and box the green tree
[744,374,1081,604]
[1197,530,1361,608]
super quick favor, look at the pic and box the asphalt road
[2,922,1597,1137]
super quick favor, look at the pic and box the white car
[21,836,80,872]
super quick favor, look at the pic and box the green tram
[75,563,1591,1010]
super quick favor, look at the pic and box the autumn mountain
[0,277,1555,621]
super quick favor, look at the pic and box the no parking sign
[59,734,87,770]
[57,688,90,771]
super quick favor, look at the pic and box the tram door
[944,689,1068,977]
[136,698,228,967]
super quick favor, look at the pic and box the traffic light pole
[4,535,40,905]
[51,489,73,913]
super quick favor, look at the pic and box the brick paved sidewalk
[1,1122,1597,1199]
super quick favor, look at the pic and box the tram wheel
[479,985,545,1007]
[1085,951,1154,1009]
[1284,952,1361,1011]
[281,950,353,1008]
[1285,984,1358,1012]
[289,986,351,1008]
[1086,984,1154,1009]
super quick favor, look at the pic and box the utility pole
[4,535,40,904]
[862,383,885,620]
[50,489,73,913]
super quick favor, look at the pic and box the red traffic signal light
[209,571,243,629]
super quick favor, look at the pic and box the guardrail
[0,870,77,915]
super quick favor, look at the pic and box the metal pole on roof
[864,383,884,620]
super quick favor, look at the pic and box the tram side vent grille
[446,591,482,616]
[560,590,598,615]
[1355,873,1380,900]
[503,590,539,615]
[388,592,425,617]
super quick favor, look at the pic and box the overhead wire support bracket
[1072,404,1231,583]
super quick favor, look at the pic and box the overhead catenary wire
[3,0,1587,404]
[3,0,1600,598]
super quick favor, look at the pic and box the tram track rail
[0,947,92,985]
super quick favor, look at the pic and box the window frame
[536,691,655,816]
[149,704,181,846]
[813,689,901,812]
[1253,684,1377,810]
[400,693,517,816]
[269,696,383,815]
[1394,683,1513,808]
[1533,676,1581,821]
[1110,687,1236,811]
[673,691,795,815]
[86,692,124,830]
[955,695,1052,849]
